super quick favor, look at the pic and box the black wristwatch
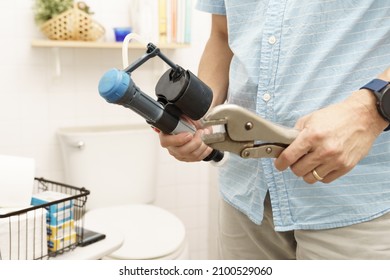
[360,78,390,131]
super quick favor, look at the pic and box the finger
[274,130,312,171]
[171,140,211,162]
[159,132,193,148]
[179,130,211,160]
[167,130,210,162]
[289,152,318,177]
[302,165,328,184]
[302,164,344,184]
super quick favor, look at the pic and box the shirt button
[268,35,277,45]
[263,92,271,102]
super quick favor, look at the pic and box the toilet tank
[57,124,158,210]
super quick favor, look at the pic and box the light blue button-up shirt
[196,0,390,231]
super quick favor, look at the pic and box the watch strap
[360,78,389,94]
[360,79,390,131]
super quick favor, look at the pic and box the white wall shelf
[31,39,189,49]
[31,39,189,76]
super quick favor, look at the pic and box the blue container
[114,27,132,42]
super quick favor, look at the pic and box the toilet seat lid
[84,204,186,260]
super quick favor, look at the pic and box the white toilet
[57,124,189,260]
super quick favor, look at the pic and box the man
[159,0,390,259]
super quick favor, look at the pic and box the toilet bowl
[84,205,188,260]
[57,124,189,260]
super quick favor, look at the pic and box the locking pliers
[201,104,299,158]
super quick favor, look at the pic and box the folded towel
[0,207,48,260]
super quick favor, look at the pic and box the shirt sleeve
[195,0,226,15]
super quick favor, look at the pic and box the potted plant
[33,0,104,41]
[34,0,73,25]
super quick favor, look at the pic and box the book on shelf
[159,0,168,44]
[130,0,192,45]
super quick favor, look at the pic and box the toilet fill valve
[98,43,224,163]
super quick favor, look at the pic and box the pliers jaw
[202,130,260,158]
[201,104,299,158]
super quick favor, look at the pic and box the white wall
[0,0,215,259]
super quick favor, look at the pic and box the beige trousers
[218,193,390,260]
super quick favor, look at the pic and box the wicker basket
[40,2,105,41]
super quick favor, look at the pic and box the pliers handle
[201,104,299,158]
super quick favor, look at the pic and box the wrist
[359,71,390,131]
[348,89,389,133]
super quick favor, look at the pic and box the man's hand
[158,119,213,162]
[274,91,386,184]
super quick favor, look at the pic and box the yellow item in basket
[48,232,76,252]
[47,220,75,239]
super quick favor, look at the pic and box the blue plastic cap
[98,68,130,103]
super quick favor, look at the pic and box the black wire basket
[0,177,90,260]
